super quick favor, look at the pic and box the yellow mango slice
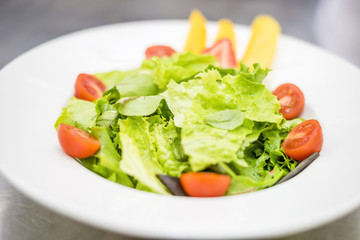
[184,10,207,54]
[242,15,281,69]
[216,19,236,54]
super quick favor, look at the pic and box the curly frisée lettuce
[55,52,300,195]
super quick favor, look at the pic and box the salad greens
[55,52,300,195]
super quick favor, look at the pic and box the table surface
[1,0,359,239]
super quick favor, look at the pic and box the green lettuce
[224,120,300,195]
[95,69,139,87]
[204,109,245,130]
[95,88,120,128]
[119,117,169,194]
[150,118,189,177]
[118,116,189,194]
[225,74,282,125]
[117,95,163,116]
[114,73,158,97]
[142,52,217,90]
[161,79,203,127]
[54,52,303,196]
[163,68,283,172]
[54,97,96,131]
[95,70,159,98]
[81,126,133,188]
[239,63,271,83]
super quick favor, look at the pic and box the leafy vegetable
[205,109,245,130]
[81,126,134,188]
[142,52,217,90]
[161,79,203,127]
[239,63,270,83]
[55,52,302,196]
[95,89,119,128]
[151,118,189,176]
[119,117,169,194]
[54,97,96,131]
[114,73,158,97]
[117,95,164,116]
[95,69,139,87]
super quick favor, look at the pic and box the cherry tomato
[272,83,305,120]
[282,119,323,161]
[202,38,237,68]
[74,73,106,101]
[58,123,101,159]
[145,45,176,59]
[180,172,231,197]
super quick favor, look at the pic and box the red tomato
[282,119,323,161]
[180,172,231,197]
[58,123,101,159]
[272,83,305,120]
[202,38,237,68]
[74,73,106,101]
[145,45,176,59]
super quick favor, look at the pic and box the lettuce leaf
[81,126,134,188]
[163,68,282,128]
[118,116,189,193]
[150,117,189,177]
[226,165,286,195]
[54,97,96,131]
[95,90,119,128]
[239,63,270,83]
[114,73,158,97]
[161,79,203,127]
[205,109,245,130]
[182,118,254,171]
[95,69,139,87]
[163,68,283,172]
[117,95,163,116]
[142,52,217,90]
[224,120,300,195]
[226,75,282,125]
[119,117,169,194]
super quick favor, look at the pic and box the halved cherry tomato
[180,172,231,197]
[272,83,305,120]
[282,119,323,161]
[74,73,106,101]
[145,45,176,59]
[202,38,237,68]
[58,123,101,159]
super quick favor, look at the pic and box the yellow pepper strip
[183,10,207,54]
[242,15,281,69]
[216,19,236,55]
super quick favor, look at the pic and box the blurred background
[1,0,360,68]
[0,0,359,239]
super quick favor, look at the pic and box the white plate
[0,20,359,239]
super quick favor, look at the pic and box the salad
[54,11,323,197]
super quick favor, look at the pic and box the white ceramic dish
[0,20,359,239]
